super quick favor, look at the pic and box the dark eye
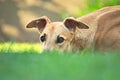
[56,36,64,43]
[40,34,46,42]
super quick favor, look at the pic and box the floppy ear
[26,16,51,33]
[64,18,89,32]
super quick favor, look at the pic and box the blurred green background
[0,0,119,43]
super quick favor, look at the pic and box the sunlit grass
[0,42,42,53]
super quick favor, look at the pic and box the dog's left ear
[26,16,51,33]
[64,17,89,32]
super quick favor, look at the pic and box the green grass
[0,42,42,53]
[0,42,120,80]
[61,0,120,18]
[79,0,120,16]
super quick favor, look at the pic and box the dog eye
[56,36,64,43]
[40,34,46,42]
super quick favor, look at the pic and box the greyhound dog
[26,6,120,52]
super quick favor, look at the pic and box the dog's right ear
[26,16,51,33]
[64,17,89,32]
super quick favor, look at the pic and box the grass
[61,0,120,18]
[0,42,42,53]
[0,42,120,80]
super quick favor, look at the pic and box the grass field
[0,43,120,80]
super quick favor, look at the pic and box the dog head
[26,16,89,52]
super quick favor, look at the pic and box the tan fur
[26,6,120,52]
[76,6,120,52]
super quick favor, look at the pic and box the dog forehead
[44,22,64,32]
[42,22,71,38]
[49,22,63,28]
